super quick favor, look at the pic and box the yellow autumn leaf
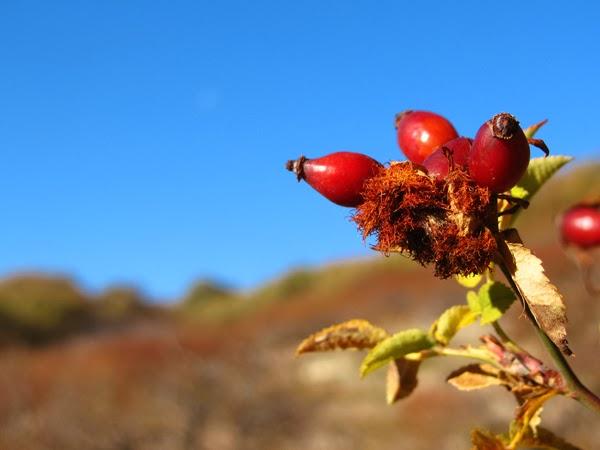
[455,273,484,288]
[509,389,557,449]
[447,364,504,391]
[431,305,477,345]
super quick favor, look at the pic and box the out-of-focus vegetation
[0,275,88,344]
[94,285,149,322]
[0,162,597,449]
[0,277,159,346]
[0,162,597,346]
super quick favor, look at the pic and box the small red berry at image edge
[559,203,600,249]
[286,151,382,207]
[395,110,458,164]
[468,112,530,193]
[422,136,473,180]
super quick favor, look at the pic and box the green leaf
[360,329,434,377]
[511,156,573,202]
[455,273,483,288]
[509,185,529,200]
[467,290,481,315]
[475,281,516,325]
[479,281,516,324]
[431,305,477,345]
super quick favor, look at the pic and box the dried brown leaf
[447,364,504,391]
[386,358,421,404]
[509,389,558,448]
[519,427,582,450]
[296,319,388,355]
[471,428,509,450]
[506,242,571,355]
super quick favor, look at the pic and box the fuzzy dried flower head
[352,162,498,278]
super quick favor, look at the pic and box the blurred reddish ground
[0,163,598,449]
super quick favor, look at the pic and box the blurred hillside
[0,161,598,449]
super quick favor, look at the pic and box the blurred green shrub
[250,268,316,303]
[177,280,240,322]
[182,280,234,307]
[0,275,89,344]
[95,285,146,322]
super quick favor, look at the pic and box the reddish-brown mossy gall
[286,151,383,207]
[352,162,498,278]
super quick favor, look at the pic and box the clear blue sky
[0,1,598,300]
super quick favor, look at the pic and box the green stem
[437,346,500,368]
[491,321,523,354]
[498,261,600,414]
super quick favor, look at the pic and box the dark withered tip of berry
[489,112,520,140]
[285,156,307,181]
[394,110,413,129]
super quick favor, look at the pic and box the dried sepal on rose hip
[395,110,459,164]
[352,162,498,278]
[286,151,383,207]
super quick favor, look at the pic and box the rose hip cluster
[286,111,547,278]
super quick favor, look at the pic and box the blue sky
[0,1,598,300]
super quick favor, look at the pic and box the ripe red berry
[468,113,530,193]
[395,110,459,164]
[559,203,600,249]
[422,137,473,180]
[286,151,382,207]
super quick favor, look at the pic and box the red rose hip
[395,110,459,164]
[422,136,473,180]
[559,203,600,249]
[468,113,530,192]
[286,151,382,207]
